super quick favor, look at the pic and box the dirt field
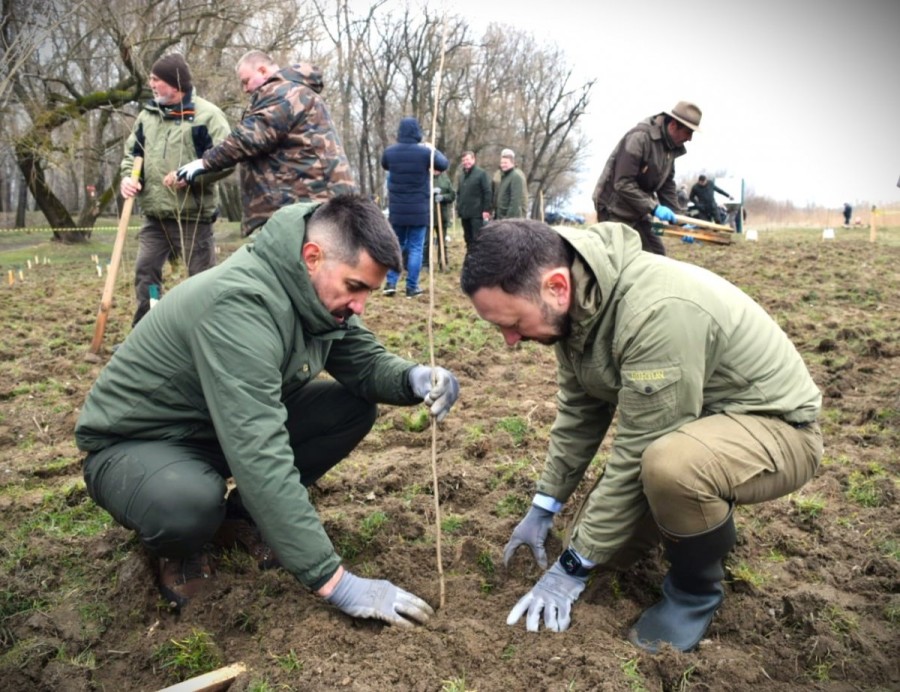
[0,225,897,691]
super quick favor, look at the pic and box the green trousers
[569,412,823,565]
[83,380,376,559]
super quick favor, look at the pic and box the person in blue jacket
[381,117,449,298]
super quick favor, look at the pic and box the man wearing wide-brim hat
[592,101,702,255]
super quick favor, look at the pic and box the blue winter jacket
[381,117,449,226]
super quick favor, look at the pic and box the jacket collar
[554,224,643,352]
[144,90,196,121]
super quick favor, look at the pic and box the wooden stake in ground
[156,662,246,692]
[87,156,142,357]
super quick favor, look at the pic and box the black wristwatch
[559,548,593,578]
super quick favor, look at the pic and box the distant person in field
[380,116,449,298]
[461,219,822,653]
[455,150,493,251]
[842,202,853,227]
[689,174,733,223]
[493,148,529,220]
[177,50,356,236]
[592,101,702,255]
[424,167,455,269]
[121,53,232,327]
[676,184,689,210]
[76,196,460,626]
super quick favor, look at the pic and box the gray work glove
[408,365,460,422]
[503,504,554,569]
[324,571,434,628]
[506,561,587,632]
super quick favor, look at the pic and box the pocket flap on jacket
[619,366,682,417]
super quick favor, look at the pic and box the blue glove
[653,204,676,223]
[408,365,460,422]
[507,560,588,632]
[176,159,207,183]
[503,504,555,569]
[325,570,434,627]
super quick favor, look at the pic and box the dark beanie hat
[150,53,193,93]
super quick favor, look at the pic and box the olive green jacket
[494,167,528,219]
[121,93,232,222]
[538,223,821,563]
[76,202,420,589]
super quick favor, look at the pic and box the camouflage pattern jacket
[202,64,357,236]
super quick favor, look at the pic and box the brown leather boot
[214,519,280,570]
[158,552,215,610]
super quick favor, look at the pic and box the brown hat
[665,101,702,131]
[151,53,193,93]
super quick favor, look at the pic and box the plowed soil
[1,227,897,691]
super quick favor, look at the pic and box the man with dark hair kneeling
[460,218,822,651]
[77,195,459,626]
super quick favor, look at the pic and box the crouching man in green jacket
[75,195,460,627]
[461,219,822,652]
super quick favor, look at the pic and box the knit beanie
[150,53,193,93]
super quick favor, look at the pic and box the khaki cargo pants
[568,412,823,567]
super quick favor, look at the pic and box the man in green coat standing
[461,219,822,653]
[494,148,528,219]
[120,53,233,327]
[76,195,460,625]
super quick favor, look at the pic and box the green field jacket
[537,223,822,563]
[494,167,528,219]
[75,202,420,589]
[120,94,232,222]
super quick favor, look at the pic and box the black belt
[781,417,811,429]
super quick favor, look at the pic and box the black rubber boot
[628,508,736,653]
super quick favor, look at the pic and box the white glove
[507,561,588,632]
[408,365,460,422]
[325,570,434,627]
[176,159,207,183]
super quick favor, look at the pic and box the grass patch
[441,515,465,534]
[497,416,529,446]
[154,629,223,683]
[846,463,888,507]
[792,493,826,520]
[495,494,528,518]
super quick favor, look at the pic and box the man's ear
[301,242,323,272]
[543,267,571,308]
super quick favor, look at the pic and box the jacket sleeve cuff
[532,492,563,513]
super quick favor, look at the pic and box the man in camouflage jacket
[178,50,357,236]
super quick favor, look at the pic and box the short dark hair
[308,195,402,271]
[698,174,708,182]
[460,219,573,300]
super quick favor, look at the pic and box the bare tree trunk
[15,176,26,227]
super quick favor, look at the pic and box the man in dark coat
[456,150,492,251]
[380,116,449,298]
[689,175,732,223]
[592,101,701,255]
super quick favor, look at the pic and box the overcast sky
[404,0,900,211]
